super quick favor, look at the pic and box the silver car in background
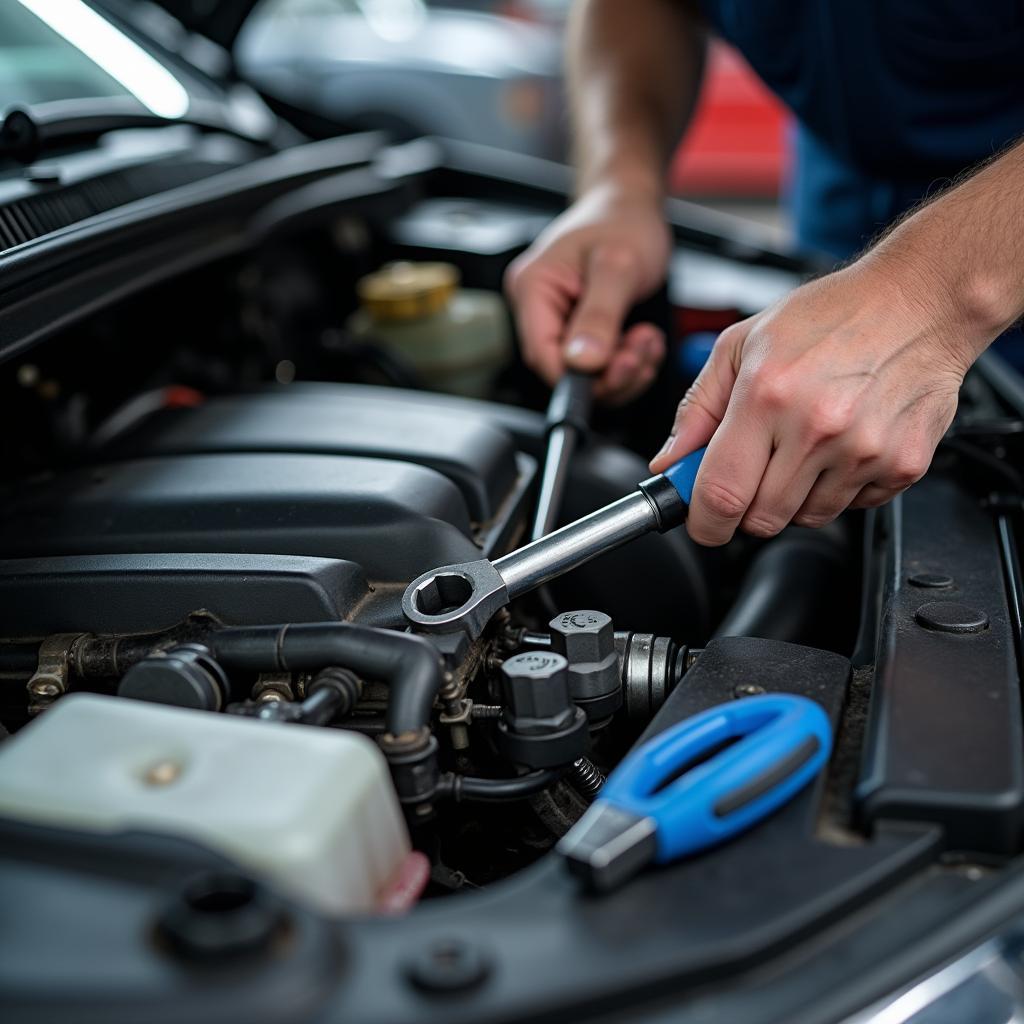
[235,0,566,159]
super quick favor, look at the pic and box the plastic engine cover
[0,453,483,584]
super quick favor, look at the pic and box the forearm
[567,0,706,201]
[863,138,1024,370]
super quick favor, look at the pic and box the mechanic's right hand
[504,183,670,404]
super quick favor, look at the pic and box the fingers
[816,436,933,514]
[794,467,874,527]
[504,258,581,386]
[684,408,775,546]
[849,451,931,510]
[741,447,825,538]
[850,484,897,509]
[649,319,751,473]
[594,323,665,404]
[562,245,642,374]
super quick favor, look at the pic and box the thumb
[562,245,640,372]
[649,319,749,473]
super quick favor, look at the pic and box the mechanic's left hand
[649,261,978,546]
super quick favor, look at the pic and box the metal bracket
[27,633,85,713]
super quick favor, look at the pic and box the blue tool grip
[599,694,832,863]
[662,446,707,506]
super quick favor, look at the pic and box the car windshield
[1,0,190,118]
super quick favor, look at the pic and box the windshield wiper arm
[1,98,266,163]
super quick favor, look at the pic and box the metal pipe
[530,370,594,542]
[531,425,576,541]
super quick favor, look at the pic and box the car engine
[9,143,1022,1024]
[0,392,857,904]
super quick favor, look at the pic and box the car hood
[117,0,257,49]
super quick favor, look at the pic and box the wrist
[576,174,665,218]
[857,243,994,376]
[576,150,665,206]
[869,204,1024,361]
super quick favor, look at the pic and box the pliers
[557,693,833,891]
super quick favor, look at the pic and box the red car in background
[670,39,789,198]
[495,4,789,198]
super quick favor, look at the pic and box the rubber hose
[713,526,847,644]
[210,622,443,736]
[439,767,563,802]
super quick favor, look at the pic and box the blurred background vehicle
[235,0,567,160]
[237,1,788,210]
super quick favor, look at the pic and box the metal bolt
[570,757,606,801]
[143,759,183,787]
[252,676,293,703]
[734,683,766,698]
[405,937,491,994]
[27,680,61,699]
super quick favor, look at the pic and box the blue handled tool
[557,693,833,891]
[403,447,708,637]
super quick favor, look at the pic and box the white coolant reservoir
[347,260,511,398]
[0,694,410,915]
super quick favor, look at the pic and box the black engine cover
[0,453,485,584]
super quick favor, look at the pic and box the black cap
[496,652,588,768]
[549,610,621,715]
[118,644,228,712]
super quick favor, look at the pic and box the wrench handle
[546,370,594,433]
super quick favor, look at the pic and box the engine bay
[2,136,1024,1023]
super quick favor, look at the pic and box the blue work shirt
[700,2,1024,260]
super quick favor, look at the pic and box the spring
[570,756,606,801]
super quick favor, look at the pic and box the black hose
[438,767,563,803]
[0,644,40,674]
[209,622,442,736]
[713,526,847,644]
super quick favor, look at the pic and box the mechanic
[505,1,1024,547]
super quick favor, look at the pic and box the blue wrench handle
[599,694,832,863]
[662,446,707,506]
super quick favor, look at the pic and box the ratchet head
[402,558,509,638]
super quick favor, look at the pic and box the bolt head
[550,610,614,663]
[28,679,61,699]
[501,652,570,719]
[734,683,766,698]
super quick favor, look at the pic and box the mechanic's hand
[649,262,973,546]
[504,183,670,404]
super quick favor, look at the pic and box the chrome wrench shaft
[402,446,706,638]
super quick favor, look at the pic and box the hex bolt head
[549,610,620,702]
[550,610,614,663]
[501,651,572,723]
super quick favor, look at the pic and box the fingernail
[565,335,601,363]
[652,433,675,464]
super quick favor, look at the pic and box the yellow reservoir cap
[357,261,460,322]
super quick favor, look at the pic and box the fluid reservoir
[0,694,410,915]
[348,261,511,398]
